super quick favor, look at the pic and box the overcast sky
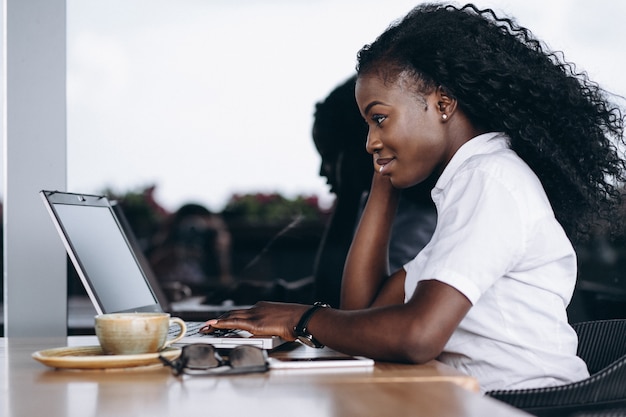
[66,0,626,212]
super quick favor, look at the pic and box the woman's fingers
[198,302,309,341]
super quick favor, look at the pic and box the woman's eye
[372,114,386,125]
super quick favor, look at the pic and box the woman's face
[355,72,456,189]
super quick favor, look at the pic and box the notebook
[40,190,286,350]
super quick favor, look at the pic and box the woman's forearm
[341,174,400,309]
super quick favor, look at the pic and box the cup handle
[163,317,187,348]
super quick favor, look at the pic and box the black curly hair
[356,3,626,243]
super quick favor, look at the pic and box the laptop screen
[41,191,161,314]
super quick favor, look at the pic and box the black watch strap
[294,302,330,348]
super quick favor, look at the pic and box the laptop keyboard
[169,321,241,338]
[169,321,203,337]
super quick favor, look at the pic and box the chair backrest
[573,319,626,374]
[486,319,626,414]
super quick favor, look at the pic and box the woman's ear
[437,86,457,121]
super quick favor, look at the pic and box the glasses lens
[161,344,268,376]
[228,345,268,369]
[183,344,222,369]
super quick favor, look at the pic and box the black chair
[486,319,626,417]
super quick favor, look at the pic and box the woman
[201,3,625,392]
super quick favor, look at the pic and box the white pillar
[2,0,67,336]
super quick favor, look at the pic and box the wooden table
[1,336,530,417]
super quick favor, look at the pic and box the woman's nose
[365,132,382,155]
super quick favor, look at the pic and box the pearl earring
[442,114,448,121]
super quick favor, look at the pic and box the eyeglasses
[159,344,269,376]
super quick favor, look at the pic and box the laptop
[40,190,286,350]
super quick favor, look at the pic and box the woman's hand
[199,301,311,341]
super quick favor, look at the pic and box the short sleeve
[406,165,526,304]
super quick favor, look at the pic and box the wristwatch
[294,302,330,348]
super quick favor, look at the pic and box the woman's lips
[376,157,394,173]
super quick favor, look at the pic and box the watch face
[294,303,329,349]
[297,335,320,348]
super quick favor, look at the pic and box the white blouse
[404,132,589,392]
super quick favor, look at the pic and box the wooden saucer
[32,345,181,370]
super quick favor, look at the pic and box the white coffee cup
[95,312,187,355]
